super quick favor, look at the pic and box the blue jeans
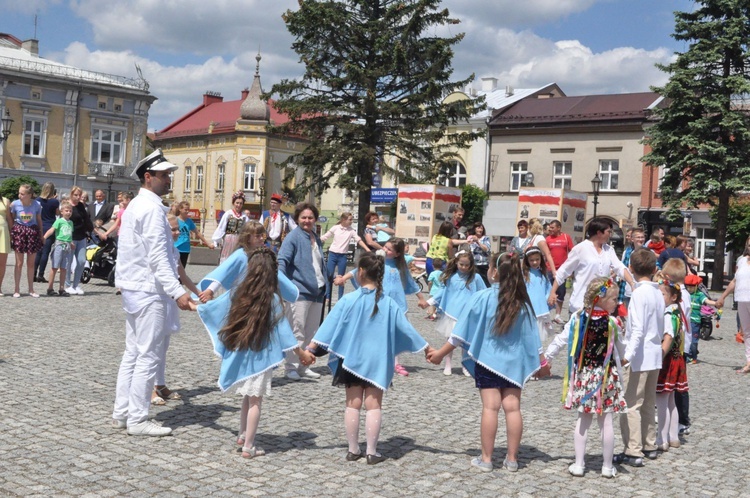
[425,257,435,276]
[689,321,701,360]
[34,233,55,278]
[326,251,349,299]
[66,238,87,289]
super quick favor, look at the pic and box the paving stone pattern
[1,261,748,496]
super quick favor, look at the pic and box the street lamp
[0,109,13,144]
[106,170,115,202]
[591,171,602,218]
[258,173,266,210]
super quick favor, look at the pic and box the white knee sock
[574,413,594,467]
[598,413,614,468]
[667,392,679,443]
[365,409,382,456]
[655,392,670,446]
[344,407,360,454]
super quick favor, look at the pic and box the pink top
[116,208,125,235]
[321,224,361,254]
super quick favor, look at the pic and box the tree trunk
[712,188,730,291]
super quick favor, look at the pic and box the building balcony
[87,163,128,178]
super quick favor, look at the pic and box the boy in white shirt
[615,248,665,467]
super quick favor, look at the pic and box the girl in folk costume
[192,247,315,458]
[212,191,250,263]
[428,250,487,375]
[334,238,429,376]
[427,253,548,473]
[522,246,555,345]
[543,277,626,478]
[309,253,430,464]
[655,279,689,451]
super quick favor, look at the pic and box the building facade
[0,33,152,198]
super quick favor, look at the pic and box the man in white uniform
[112,149,193,436]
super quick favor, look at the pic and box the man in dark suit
[89,189,114,227]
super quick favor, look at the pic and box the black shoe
[58,290,70,297]
[613,453,644,467]
[46,288,57,296]
[643,450,659,460]
[366,453,386,465]
[345,451,362,461]
[37,276,48,283]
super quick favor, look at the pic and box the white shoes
[65,286,84,295]
[601,466,617,478]
[285,371,301,381]
[127,420,172,437]
[300,369,321,379]
[568,463,585,477]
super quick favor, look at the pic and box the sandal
[151,393,167,406]
[241,446,265,459]
[155,386,182,400]
[237,434,246,446]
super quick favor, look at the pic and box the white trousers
[113,299,168,425]
[285,300,323,373]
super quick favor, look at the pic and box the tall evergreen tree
[643,0,750,290]
[266,0,485,229]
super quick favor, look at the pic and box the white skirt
[231,369,273,398]
[436,314,458,339]
[536,314,552,344]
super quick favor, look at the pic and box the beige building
[0,33,153,197]
[153,55,307,235]
[486,92,664,243]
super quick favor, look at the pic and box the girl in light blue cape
[193,245,314,459]
[311,253,429,464]
[428,252,548,473]
[427,250,487,375]
[334,238,429,378]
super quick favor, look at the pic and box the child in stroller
[81,226,117,286]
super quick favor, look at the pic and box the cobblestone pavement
[1,259,748,497]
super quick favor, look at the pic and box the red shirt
[546,233,574,269]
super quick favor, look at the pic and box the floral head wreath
[593,279,615,304]
[658,278,681,292]
[231,190,245,203]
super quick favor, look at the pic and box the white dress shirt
[624,280,665,372]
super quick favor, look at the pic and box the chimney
[241,88,249,100]
[22,39,39,56]
[481,77,498,92]
[505,85,514,97]
[202,91,223,106]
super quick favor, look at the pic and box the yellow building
[0,33,154,197]
[153,54,307,235]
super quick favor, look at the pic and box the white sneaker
[553,314,564,324]
[127,420,172,437]
[285,371,301,381]
[300,369,321,379]
[65,287,77,295]
[75,287,85,295]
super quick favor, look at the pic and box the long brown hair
[493,252,533,335]
[219,247,281,352]
[440,250,477,286]
[357,252,385,317]
[386,237,409,288]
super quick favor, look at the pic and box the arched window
[441,160,466,188]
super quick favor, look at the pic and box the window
[195,166,204,191]
[23,117,46,157]
[552,161,572,189]
[98,101,107,109]
[184,167,192,192]
[217,163,225,191]
[510,162,528,191]
[244,163,256,191]
[441,160,467,188]
[168,171,174,192]
[657,164,682,193]
[91,127,125,164]
[598,160,619,191]
[114,104,122,112]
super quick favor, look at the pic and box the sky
[1,0,697,131]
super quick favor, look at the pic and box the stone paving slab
[1,261,748,496]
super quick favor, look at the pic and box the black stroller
[80,235,117,287]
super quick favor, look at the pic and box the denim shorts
[51,241,73,270]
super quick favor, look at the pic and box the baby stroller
[80,236,117,287]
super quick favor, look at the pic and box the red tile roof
[155,96,290,139]
[490,92,662,126]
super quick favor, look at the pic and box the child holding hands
[544,277,626,478]
[43,201,74,296]
[428,252,548,472]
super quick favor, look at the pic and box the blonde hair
[59,201,73,211]
[40,182,56,199]
[70,186,83,196]
[661,258,688,284]
[528,218,544,236]
[582,277,617,309]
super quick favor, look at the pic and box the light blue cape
[350,259,420,313]
[526,268,553,317]
[452,284,542,388]
[312,287,428,390]
[431,272,487,319]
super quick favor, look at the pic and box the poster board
[395,184,462,248]
[516,188,588,243]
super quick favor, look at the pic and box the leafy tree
[460,183,488,226]
[266,0,485,233]
[711,198,750,255]
[0,175,42,201]
[642,0,750,290]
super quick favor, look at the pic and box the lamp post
[0,109,14,144]
[106,170,115,203]
[258,173,266,211]
[591,171,602,218]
